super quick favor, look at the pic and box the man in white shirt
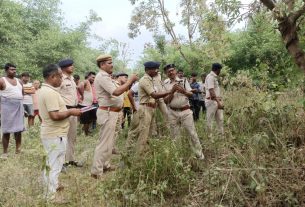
[128,82,139,111]
[205,63,224,136]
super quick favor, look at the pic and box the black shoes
[63,161,83,168]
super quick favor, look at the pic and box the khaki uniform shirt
[39,83,69,138]
[139,73,156,104]
[94,70,123,107]
[154,73,166,104]
[59,73,78,106]
[153,73,165,92]
[164,77,192,108]
[205,71,221,99]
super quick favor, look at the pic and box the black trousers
[190,99,200,121]
[122,107,132,128]
[199,100,206,113]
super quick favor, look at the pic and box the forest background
[1,0,305,206]
[1,0,304,89]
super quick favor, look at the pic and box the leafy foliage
[0,0,101,79]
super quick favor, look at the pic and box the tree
[216,0,305,71]
[98,38,133,72]
[259,0,305,70]
[128,0,229,71]
[0,0,102,79]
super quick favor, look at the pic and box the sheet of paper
[80,106,97,113]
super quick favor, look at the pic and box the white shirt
[130,82,139,109]
[1,77,23,100]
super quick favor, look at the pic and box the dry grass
[1,88,305,206]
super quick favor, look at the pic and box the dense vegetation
[1,0,305,206]
[1,87,304,206]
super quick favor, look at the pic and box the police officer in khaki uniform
[130,61,177,154]
[58,59,82,167]
[205,63,224,136]
[91,55,137,179]
[151,72,169,135]
[163,64,204,160]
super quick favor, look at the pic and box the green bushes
[1,87,305,206]
[100,138,203,206]
[99,87,305,206]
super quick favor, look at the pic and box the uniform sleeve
[206,75,215,89]
[97,75,117,95]
[139,78,155,95]
[184,79,192,92]
[44,92,61,112]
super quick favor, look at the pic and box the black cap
[144,61,160,69]
[58,59,74,68]
[163,63,175,71]
[116,72,128,77]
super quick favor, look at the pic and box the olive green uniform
[131,74,157,153]
[151,73,168,135]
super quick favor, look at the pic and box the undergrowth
[0,87,305,206]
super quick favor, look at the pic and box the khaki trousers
[168,108,203,157]
[65,116,77,162]
[91,110,119,176]
[126,111,140,151]
[149,100,169,136]
[126,105,155,153]
[205,100,224,135]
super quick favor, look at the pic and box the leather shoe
[103,165,117,172]
[65,161,83,167]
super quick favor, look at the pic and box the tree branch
[290,2,305,23]
[157,0,193,69]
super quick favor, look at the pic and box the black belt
[66,105,78,109]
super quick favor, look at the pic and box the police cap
[163,63,175,71]
[144,61,160,70]
[58,59,73,68]
[116,72,128,77]
[96,54,112,63]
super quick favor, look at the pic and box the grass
[1,87,305,206]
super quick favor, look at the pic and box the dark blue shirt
[190,82,200,100]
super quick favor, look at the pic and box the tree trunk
[260,0,305,70]
[278,18,305,70]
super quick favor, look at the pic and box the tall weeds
[0,88,305,206]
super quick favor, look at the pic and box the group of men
[0,55,224,202]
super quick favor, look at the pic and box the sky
[61,0,174,66]
[60,0,250,67]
